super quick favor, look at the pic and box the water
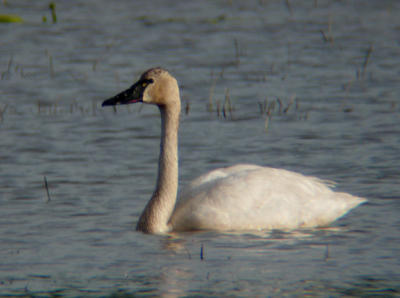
[1,0,399,296]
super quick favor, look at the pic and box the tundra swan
[102,67,366,234]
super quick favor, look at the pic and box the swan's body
[170,164,364,231]
[102,67,366,234]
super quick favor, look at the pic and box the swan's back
[169,164,366,231]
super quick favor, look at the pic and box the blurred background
[0,0,399,296]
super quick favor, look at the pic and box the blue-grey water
[1,1,399,296]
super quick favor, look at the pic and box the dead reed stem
[234,38,240,66]
[208,70,218,112]
[277,98,283,114]
[49,2,57,23]
[185,99,190,115]
[258,97,268,115]
[223,88,233,119]
[264,116,269,133]
[267,101,275,117]
[0,104,8,122]
[361,45,373,79]
[44,176,51,203]
[320,16,334,44]
[285,0,293,15]
[283,94,296,114]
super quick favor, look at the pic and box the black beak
[102,78,152,107]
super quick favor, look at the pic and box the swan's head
[102,67,180,107]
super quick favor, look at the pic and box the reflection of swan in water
[102,67,366,234]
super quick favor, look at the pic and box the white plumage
[171,164,364,231]
[102,67,366,234]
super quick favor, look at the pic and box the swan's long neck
[136,101,180,233]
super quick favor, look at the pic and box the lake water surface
[1,0,399,296]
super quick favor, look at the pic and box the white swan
[102,67,366,234]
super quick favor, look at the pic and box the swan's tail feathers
[342,193,367,209]
[334,193,367,222]
[308,193,367,228]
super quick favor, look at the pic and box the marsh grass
[258,95,307,132]
[350,45,374,82]
[0,14,23,23]
[36,100,103,117]
[49,2,57,24]
[233,38,247,67]
[207,70,218,113]
[1,56,14,80]
[206,85,235,120]
[0,39,384,131]
[234,38,240,67]
[258,98,268,115]
[184,99,190,115]
[45,50,55,78]
[222,88,234,119]
[0,104,8,122]
[360,45,373,80]
[43,176,51,203]
[1,52,56,80]
[341,45,374,112]
[285,0,293,16]
[277,98,283,114]
[267,100,276,117]
[136,14,226,27]
[283,94,296,114]
[320,16,334,44]
[41,2,57,24]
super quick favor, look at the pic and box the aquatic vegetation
[49,2,57,23]
[136,14,226,26]
[0,14,23,23]
[42,2,57,23]
[43,176,51,203]
[0,104,8,122]
[320,16,334,44]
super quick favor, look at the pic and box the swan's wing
[170,165,365,231]
[179,164,263,199]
